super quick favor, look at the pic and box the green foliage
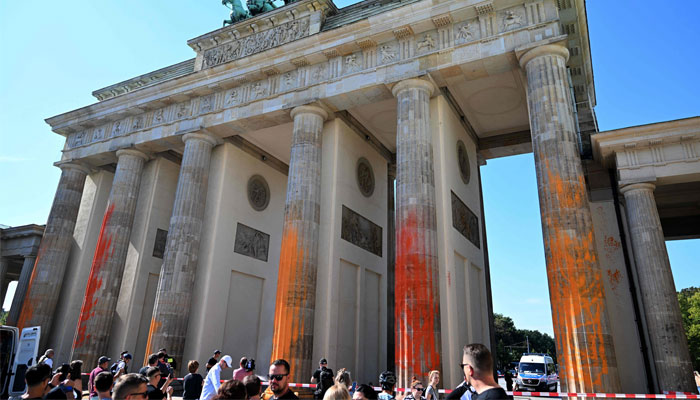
[493,313,557,370]
[677,287,700,371]
[0,309,7,325]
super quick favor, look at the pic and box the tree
[0,309,7,325]
[493,313,556,370]
[678,287,700,371]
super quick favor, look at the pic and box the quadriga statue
[246,0,278,16]
[223,0,250,25]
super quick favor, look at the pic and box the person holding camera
[311,358,334,400]
[233,357,255,381]
[45,360,84,400]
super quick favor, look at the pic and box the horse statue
[223,0,251,26]
[246,0,277,16]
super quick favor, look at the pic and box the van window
[519,362,545,374]
[1,328,16,395]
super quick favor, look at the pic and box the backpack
[315,369,334,398]
[110,362,120,374]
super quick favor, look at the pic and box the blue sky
[1,2,698,336]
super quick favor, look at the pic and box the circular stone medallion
[456,140,471,185]
[356,157,375,197]
[247,175,270,211]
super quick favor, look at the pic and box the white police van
[1,325,41,399]
[516,353,558,392]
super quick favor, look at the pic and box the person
[244,375,263,400]
[156,352,171,388]
[113,353,132,379]
[425,371,439,400]
[503,370,512,392]
[444,380,472,400]
[158,348,177,372]
[113,373,149,400]
[378,371,396,400]
[95,371,114,400]
[145,366,173,400]
[233,357,254,381]
[212,380,246,400]
[39,349,55,368]
[140,354,159,376]
[323,384,352,400]
[200,355,233,400]
[46,361,85,400]
[268,359,298,400]
[206,350,221,372]
[312,359,334,400]
[352,384,377,400]
[460,344,511,400]
[404,378,424,400]
[90,356,112,400]
[183,360,204,400]
[23,363,53,399]
[334,368,352,388]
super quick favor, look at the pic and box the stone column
[519,43,620,393]
[387,163,396,372]
[270,105,327,383]
[7,256,36,326]
[0,258,7,308]
[17,161,89,350]
[72,149,148,367]
[392,78,442,387]
[620,182,696,392]
[145,131,218,371]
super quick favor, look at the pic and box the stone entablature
[51,0,563,163]
[593,117,700,185]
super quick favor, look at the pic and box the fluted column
[7,256,36,326]
[270,105,327,383]
[519,43,620,393]
[72,149,149,366]
[17,161,89,350]
[392,78,442,388]
[145,131,218,371]
[620,182,696,392]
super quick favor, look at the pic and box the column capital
[518,43,569,69]
[619,182,656,195]
[290,104,328,121]
[392,78,436,98]
[183,131,220,147]
[115,148,150,162]
[54,160,91,175]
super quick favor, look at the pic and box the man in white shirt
[39,349,55,368]
[200,355,232,400]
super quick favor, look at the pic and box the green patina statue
[223,0,251,26]
[223,0,298,25]
[246,0,278,16]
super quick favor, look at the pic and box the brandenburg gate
[13,0,699,394]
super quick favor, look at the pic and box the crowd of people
[21,343,511,400]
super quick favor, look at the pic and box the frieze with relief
[234,223,270,262]
[451,191,480,248]
[341,205,382,257]
[203,17,310,69]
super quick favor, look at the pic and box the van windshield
[519,362,545,374]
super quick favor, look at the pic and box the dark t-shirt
[273,389,300,400]
[147,383,166,400]
[45,384,81,400]
[139,366,151,375]
[473,387,512,400]
[183,373,204,400]
[311,367,333,381]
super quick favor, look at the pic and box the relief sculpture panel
[203,17,310,69]
[451,191,480,248]
[234,223,270,262]
[341,205,382,257]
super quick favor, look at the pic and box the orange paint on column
[74,203,115,348]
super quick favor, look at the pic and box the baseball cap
[123,353,132,359]
[214,350,222,354]
[319,358,327,364]
[98,356,111,365]
[221,355,233,368]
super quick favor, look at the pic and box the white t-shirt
[44,358,53,368]
[200,363,222,400]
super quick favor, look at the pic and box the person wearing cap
[311,358,333,383]
[206,350,221,372]
[115,353,133,378]
[89,356,111,400]
[200,355,232,400]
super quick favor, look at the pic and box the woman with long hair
[425,371,439,400]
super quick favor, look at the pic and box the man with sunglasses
[200,355,232,400]
[113,373,149,400]
[23,363,53,399]
[268,359,298,400]
[458,344,511,400]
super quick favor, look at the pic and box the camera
[244,358,256,371]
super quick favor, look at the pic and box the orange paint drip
[395,209,441,381]
[270,224,306,375]
[74,203,115,348]
[16,250,41,331]
[541,159,613,392]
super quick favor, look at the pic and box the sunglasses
[414,388,424,392]
[268,374,289,381]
